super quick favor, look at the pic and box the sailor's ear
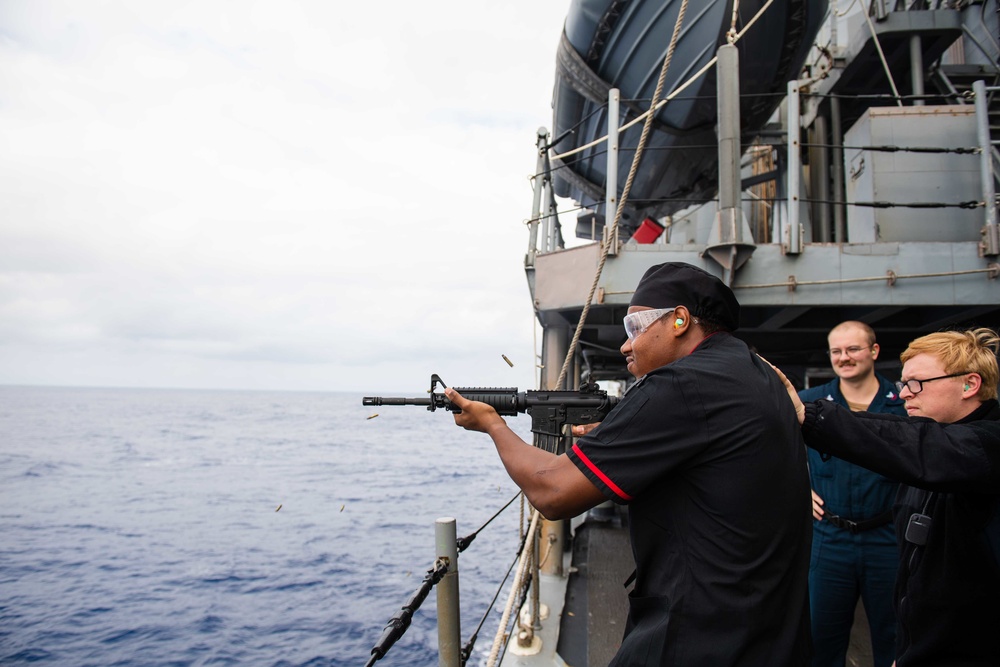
[870,343,880,360]
[672,306,692,333]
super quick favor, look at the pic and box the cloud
[0,0,571,391]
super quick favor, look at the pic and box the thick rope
[537,530,557,569]
[728,0,741,44]
[460,526,531,666]
[486,509,541,667]
[861,5,903,106]
[554,0,691,391]
[835,0,862,18]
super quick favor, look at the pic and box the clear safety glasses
[623,307,675,341]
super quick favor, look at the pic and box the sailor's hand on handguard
[444,388,507,434]
[758,355,806,425]
[571,423,600,437]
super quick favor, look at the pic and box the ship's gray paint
[534,242,997,310]
[845,106,981,243]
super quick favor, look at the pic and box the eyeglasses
[894,372,969,395]
[827,346,873,358]
[623,308,675,341]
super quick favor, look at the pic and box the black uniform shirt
[568,333,812,666]
[803,398,1000,667]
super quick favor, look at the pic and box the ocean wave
[0,387,526,666]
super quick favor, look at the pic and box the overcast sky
[0,1,576,393]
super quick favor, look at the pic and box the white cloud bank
[0,1,575,392]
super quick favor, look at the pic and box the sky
[0,1,577,393]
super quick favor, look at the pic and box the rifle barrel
[362,396,433,407]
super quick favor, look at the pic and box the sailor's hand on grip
[571,423,600,437]
[445,388,507,434]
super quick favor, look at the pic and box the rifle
[363,374,618,447]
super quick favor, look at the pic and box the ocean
[0,386,534,666]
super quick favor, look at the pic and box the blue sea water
[0,386,532,666]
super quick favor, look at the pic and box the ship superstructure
[529,0,999,395]
[508,1,1000,665]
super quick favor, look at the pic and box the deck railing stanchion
[830,96,846,243]
[786,80,803,255]
[436,517,461,667]
[527,128,547,266]
[605,88,620,255]
[973,80,999,256]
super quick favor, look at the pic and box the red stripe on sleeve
[571,443,633,502]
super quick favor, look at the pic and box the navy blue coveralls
[799,376,905,667]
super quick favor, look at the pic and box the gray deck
[556,508,632,666]
[553,511,875,667]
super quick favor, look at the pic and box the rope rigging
[552,0,691,391]
[363,493,527,666]
[538,77,986,239]
[485,509,541,667]
[549,0,783,165]
[830,199,982,209]
[460,545,522,667]
[530,130,990,226]
[364,560,450,667]
[537,130,983,183]
[545,101,614,152]
[456,492,521,552]
[531,140,982,189]
[802,143,982,155]
[526,192,985,231]
[861,2,903,106]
